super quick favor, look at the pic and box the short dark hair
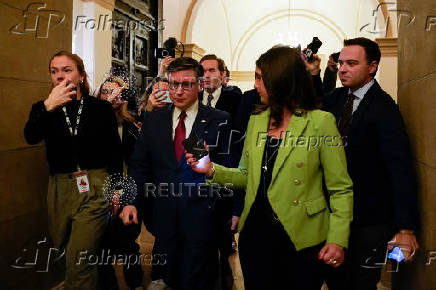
[344,37,381,64]
[255,45,318,127]
[166,57,204,78]
[199,54,226,72]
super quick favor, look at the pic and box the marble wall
[396,0,436,289]
[0,0,72,288]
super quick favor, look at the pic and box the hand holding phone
[158,90,172,103]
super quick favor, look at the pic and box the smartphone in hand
[159,91,172,103]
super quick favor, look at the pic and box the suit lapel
[160,105,178,168]
[270,111,309,186]
[190,103,209,140]
[250,110,269,193]
[215,90,225,111]
[198,92,204,105]
[350,81,379,133]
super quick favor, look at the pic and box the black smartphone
[182,134,208,160]
[66,81,77,100]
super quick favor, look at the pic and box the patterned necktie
[207,94,214,107]
[174,111,187,162]
[338,94,356,137]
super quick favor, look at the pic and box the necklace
[262,136,281,173]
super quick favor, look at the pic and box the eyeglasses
[169,81,198,91]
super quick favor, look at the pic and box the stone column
[396,0,436,289]
[0,0,73,288]
[73,0,115,92]
[376,38,398,102]
[175,43,205,61]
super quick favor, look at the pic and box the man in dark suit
[199,54,243,289]
[120,57,232,290]
[321,37,419,290]
[199,54,242,122]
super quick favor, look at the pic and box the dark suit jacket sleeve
[375,101,419,230]
[209,113,243,216]
[210,114,232,168]
[102,101,123,175]
[128,112,153,210]
[322,68,338,93]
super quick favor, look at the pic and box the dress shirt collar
[202,86,222,106]
[173,99,199,121]
[348,79,375,100]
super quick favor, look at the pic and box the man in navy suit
[120,57,232,290]
[199,54,242,122]
[199,54,243,289]
[321,37,419,290]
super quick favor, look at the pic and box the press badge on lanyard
[62,97,89,193]
[73,170,90,193]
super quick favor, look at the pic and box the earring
[81,79,84,84]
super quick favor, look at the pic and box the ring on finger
[329,258,337,264]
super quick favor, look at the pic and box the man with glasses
[119,57,232,289]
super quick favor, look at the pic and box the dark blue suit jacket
[128,103,232,240]
[321,80,419,230]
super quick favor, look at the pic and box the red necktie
[174,111,187,162]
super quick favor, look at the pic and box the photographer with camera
[322,52,339,93]
[95,73,144,290]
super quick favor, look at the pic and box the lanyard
[62,97,84,136]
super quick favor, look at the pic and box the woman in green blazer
[187,46,353,289]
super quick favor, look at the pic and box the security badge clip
[73,169,89,193]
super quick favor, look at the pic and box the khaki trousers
[47,168,109,290]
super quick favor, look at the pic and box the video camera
[304,37,322,62]
[154,37,184,58]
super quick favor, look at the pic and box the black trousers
[98,214,143,290]
[151,236,218,290]
[325,224,394,290]
[238,206,324,290]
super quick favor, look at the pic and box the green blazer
[211,109,353,250]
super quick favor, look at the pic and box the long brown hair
[96,77,136,124]
[49,51,91,96]
[254,46,318,127]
